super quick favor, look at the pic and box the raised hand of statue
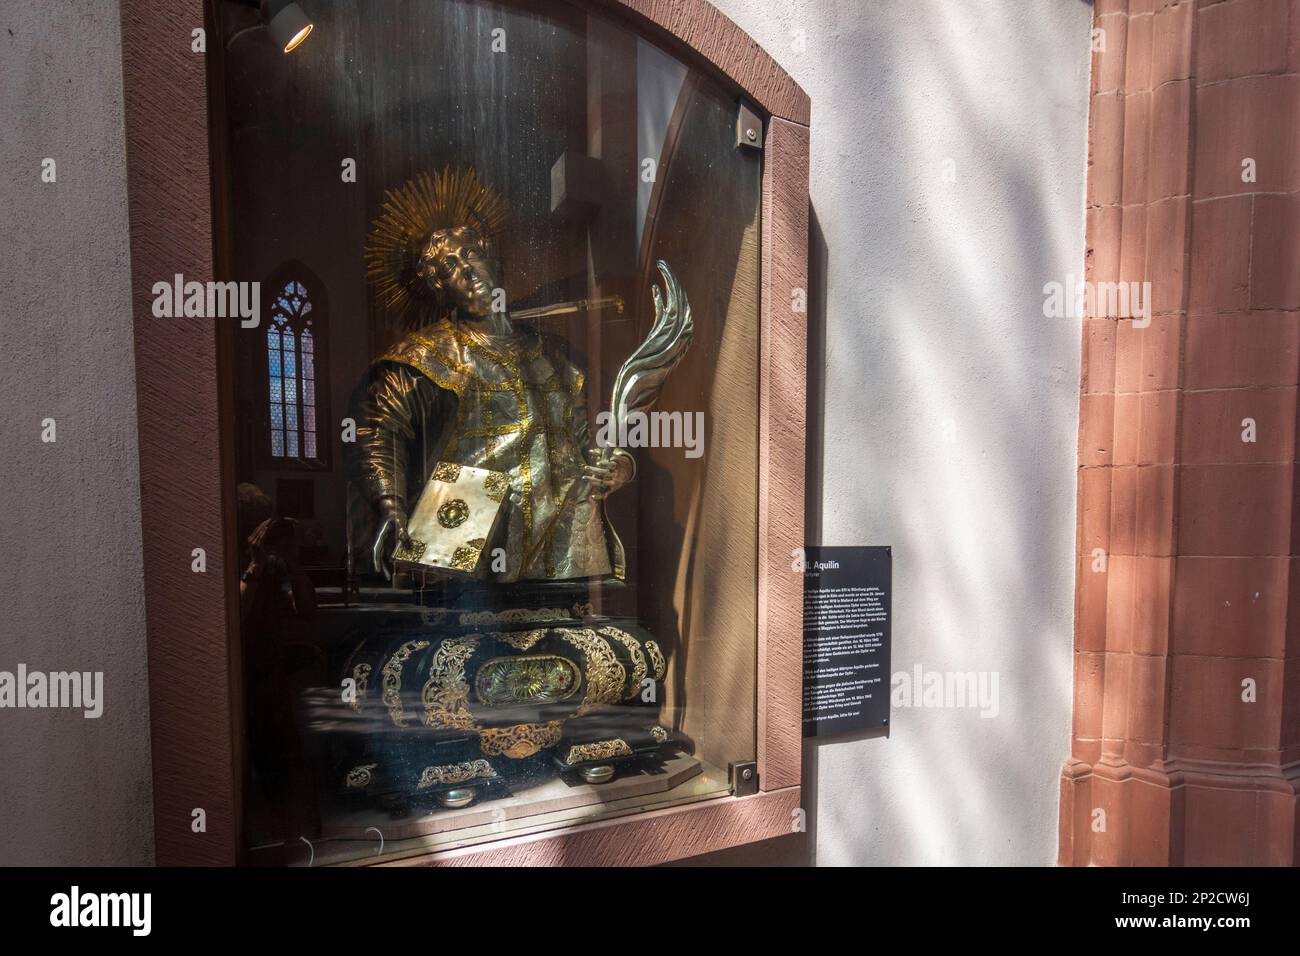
[584,448,635,501]
[372,496,411,579]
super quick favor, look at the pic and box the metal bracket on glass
[729,760,759,796]
[735,99,763,151]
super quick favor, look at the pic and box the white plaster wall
[696,0,1093,865]
[0,0,1090,867]
[0,1,154,865]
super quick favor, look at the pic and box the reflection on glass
[218,0,761,864]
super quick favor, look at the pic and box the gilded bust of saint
[353,167,634,583]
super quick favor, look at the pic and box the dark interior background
[213,0,760,612]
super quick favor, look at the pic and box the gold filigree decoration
[501,628,548,651]
[650,725,669,744]
[479,721,563,758]
[475,655,580,706]
[345,763,378,789]
[421,636,480,730]
[565,739,632,765]
[450,543,482,573]
[392,538,427,562]
[383,639,430,726]
[364,166,509,329]
[349,663,371,714]
[460,609,565,627]
[432,461,462,483]
[483,472,509,502]
[645,640,666,681]
[559,628,625,708]
[415,759,496,790]
[599,626,646,701]
[437,498,469,529]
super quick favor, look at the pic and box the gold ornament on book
[450,542,484,573]
[432,461,462,483]
[392,538,427,563]
[395,462,506,578]
[437,498,469,529]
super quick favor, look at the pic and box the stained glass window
[267,279,317,460]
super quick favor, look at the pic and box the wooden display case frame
[121,0,809,866]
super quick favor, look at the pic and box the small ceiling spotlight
[265,1,313,54]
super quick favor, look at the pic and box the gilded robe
[351,318,614,582]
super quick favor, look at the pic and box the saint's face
[423,228,503,320]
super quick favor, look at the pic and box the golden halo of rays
[364,165,509,330]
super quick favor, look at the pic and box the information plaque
[801,545,891,737]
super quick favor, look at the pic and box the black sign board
[801,545,891,736]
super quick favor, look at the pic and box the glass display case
[121,0,807,866]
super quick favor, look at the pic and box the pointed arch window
[266,279,320,461]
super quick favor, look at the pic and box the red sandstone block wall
[1065,0,1300,866]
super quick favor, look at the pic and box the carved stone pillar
[1062,0,1300,866]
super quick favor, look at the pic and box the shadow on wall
[681,0,1092,866]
